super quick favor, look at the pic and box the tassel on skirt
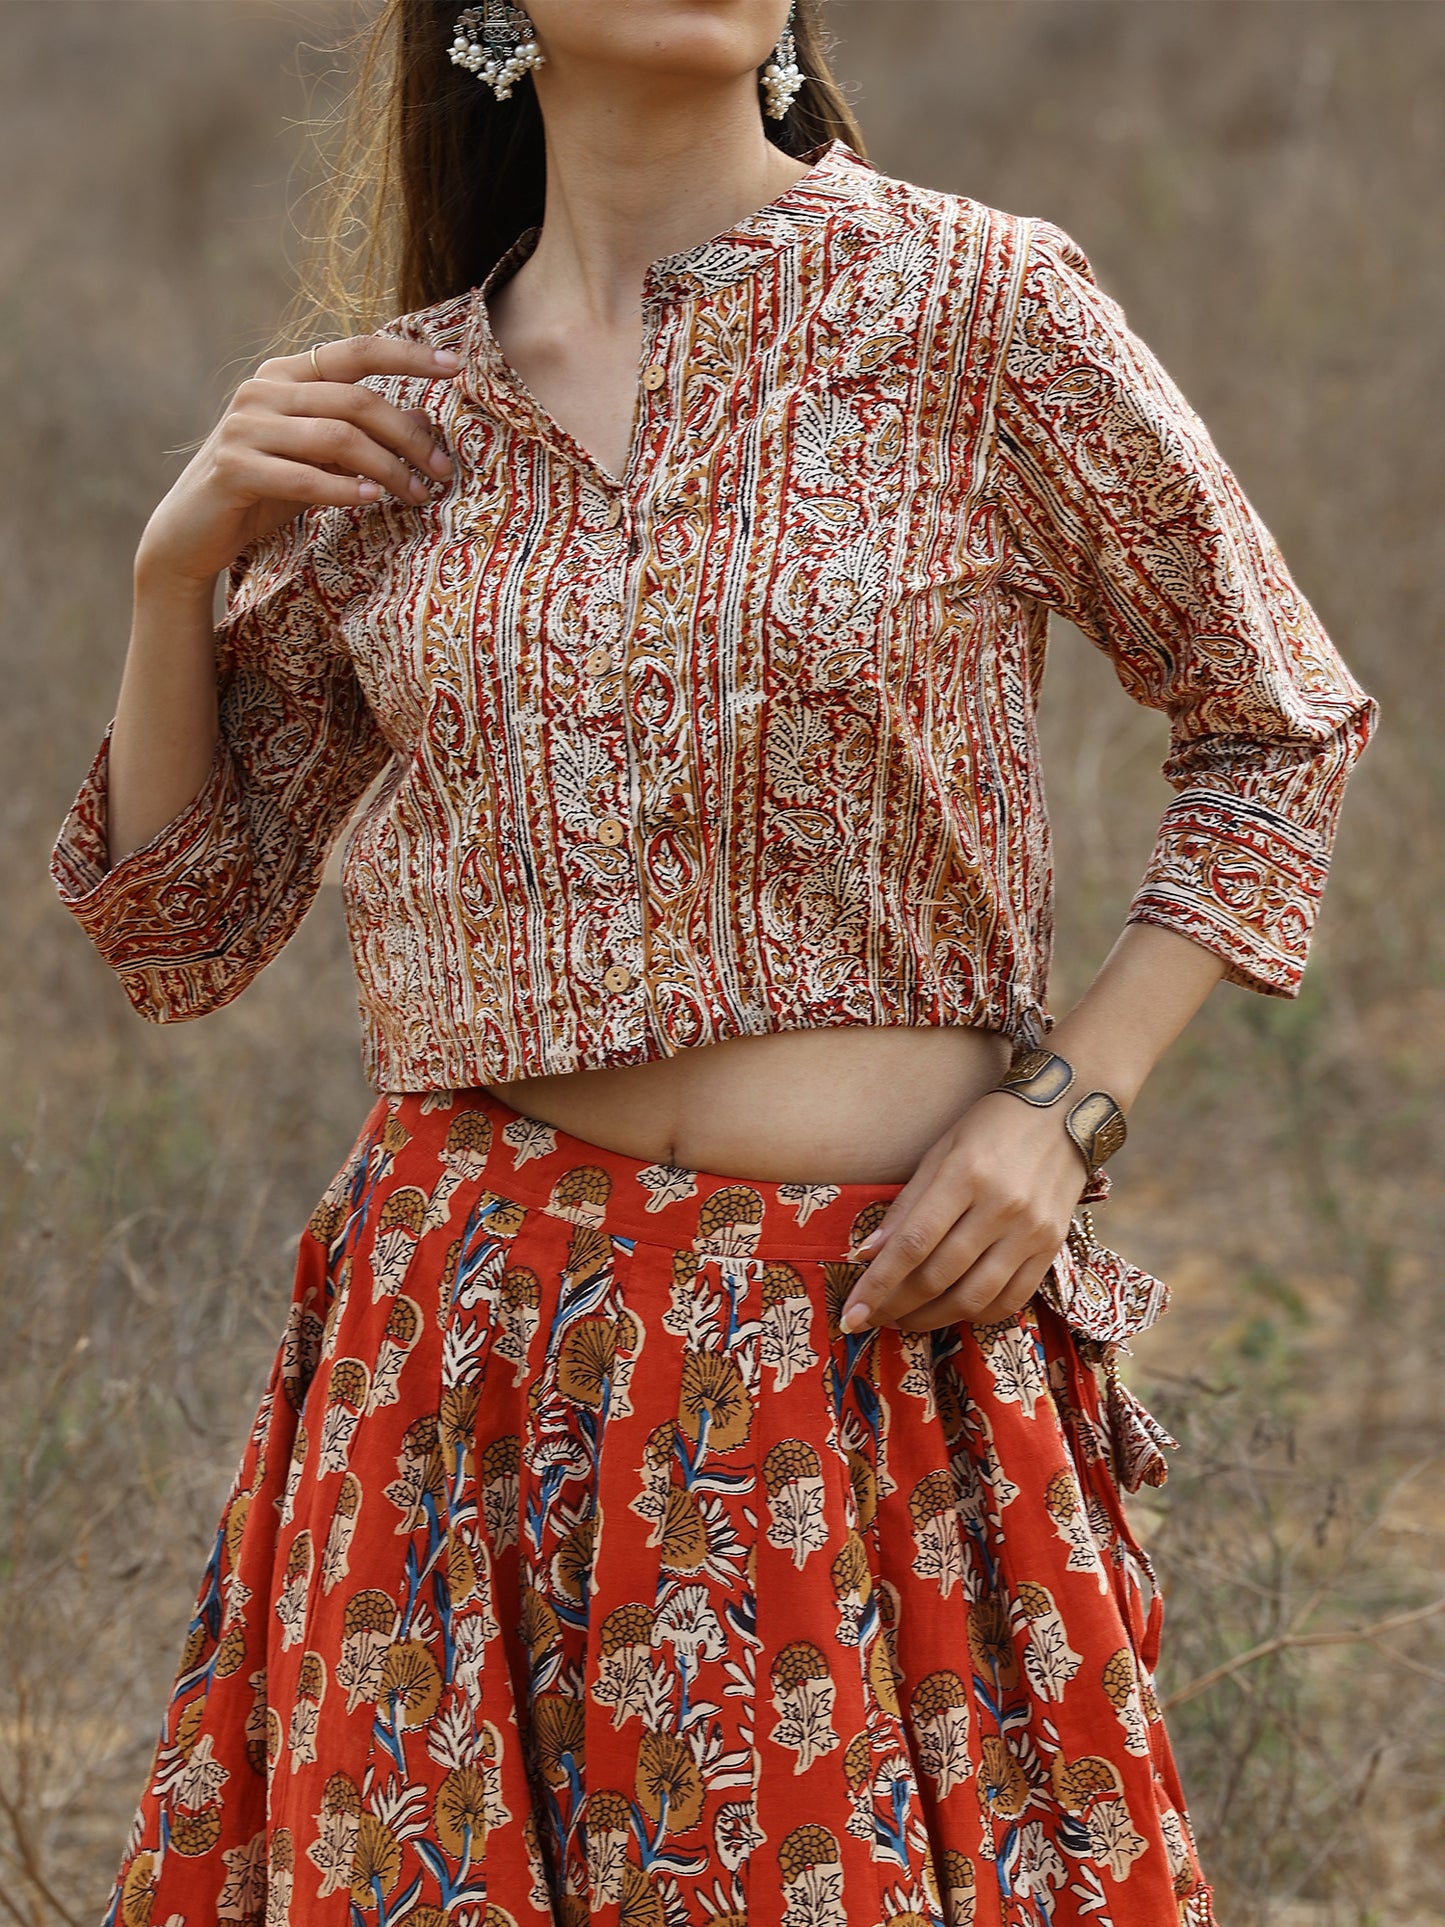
[100,1085,1217,1927]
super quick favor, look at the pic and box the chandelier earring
[449,0,545,100]
[760,1,804,120]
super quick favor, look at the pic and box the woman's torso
[293,147,1063,1099]
[484,1021,1011,1182]
[478,182,1010,1184]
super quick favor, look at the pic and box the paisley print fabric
[51,136,1377,1092]
[101,1086,1218,1927]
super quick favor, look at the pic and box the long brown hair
[276,1,867,353]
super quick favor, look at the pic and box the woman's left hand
[838,1090,1091,1333]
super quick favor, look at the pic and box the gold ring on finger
[309,341,328,380]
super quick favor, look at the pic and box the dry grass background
[2,1,1441,1922]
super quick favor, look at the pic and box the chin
[527,0,782,79]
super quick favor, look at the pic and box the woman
[51,2,1378,1922]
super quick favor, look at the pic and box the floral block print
[52,138,1378,1095]
[99,1087,1217,1927]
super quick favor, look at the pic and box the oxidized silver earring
[760,2,804,120]
[449,0,545,100]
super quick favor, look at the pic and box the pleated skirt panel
[100,1085,1217,1927]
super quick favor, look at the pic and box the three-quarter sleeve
[49,505,394,1022]
[989,214,1380,997]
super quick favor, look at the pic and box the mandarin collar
[455,135,882,412]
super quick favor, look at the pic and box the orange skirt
[102,1087,1217,1926]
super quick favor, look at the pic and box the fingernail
[851,1227,884,1257]
[840,1301,870,1334]
[432,348,463,369]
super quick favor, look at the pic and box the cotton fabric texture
[50,136,1377,1092]
[101,1087,1216,1927]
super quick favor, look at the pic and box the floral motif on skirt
[101,1086,1217,1927]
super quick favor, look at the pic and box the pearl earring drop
[449,0,545,100]
[760,4,804,120]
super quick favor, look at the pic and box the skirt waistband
[391,1087,908,1260]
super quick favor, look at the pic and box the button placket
[596,307,688,1029]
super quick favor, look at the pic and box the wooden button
[642,363,666,391]
[595,816,627,846]
[602,964,633,992]
[586,646,612,676]
[603,497,623,527]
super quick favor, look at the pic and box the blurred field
[2,2,1441,1922]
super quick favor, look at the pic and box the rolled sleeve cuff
[1124,786,1336,998]
[49,721,257,1021]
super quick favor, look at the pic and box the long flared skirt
[100,1085,1217,1927]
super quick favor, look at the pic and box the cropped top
[50,135,1380,1093]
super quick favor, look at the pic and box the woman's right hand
[134,333,463,586]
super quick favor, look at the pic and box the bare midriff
[482,1022,1013,1185]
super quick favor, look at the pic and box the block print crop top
[50,136,1380,1093]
